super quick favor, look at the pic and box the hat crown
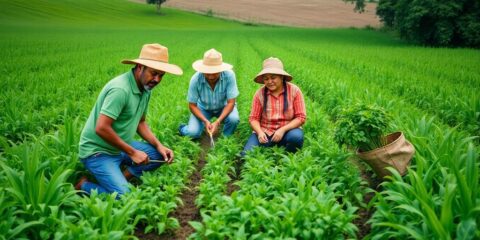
[139,44,169,63]
[202,48,223,66]
[263,57,284,70]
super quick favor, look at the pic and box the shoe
[75,176,88,190]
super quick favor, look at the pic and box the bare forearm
[96,125,135,155]
[137,121,162,148]
[250,120,264,135]
[217,101,235,123]
[189,103,209,123]
[279,118,303,132]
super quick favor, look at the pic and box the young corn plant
[0,191,43,240]
[55,192,138,240]
[368,135,480,239]
[0,141,77,238]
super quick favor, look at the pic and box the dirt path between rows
[135,136,210,240]
[131,0,380,28]
[351,158,381,239]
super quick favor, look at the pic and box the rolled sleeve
[293,89,306,124]
[225,70,239,100]
[187,72,200,104]
[249,91,263,123]
[100,88,127,120]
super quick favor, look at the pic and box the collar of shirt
[199,72,224,88]
[128,69,142,95]
[265,86,286,98]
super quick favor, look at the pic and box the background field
[0,0,479,239]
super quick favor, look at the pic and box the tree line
[345,0,479,48]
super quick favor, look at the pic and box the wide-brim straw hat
[254,57,292,83]
[122,43,183,75]
[192,48,232,74]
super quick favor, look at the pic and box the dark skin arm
[188,98,236,134]
[136,115,174,163]
[270,118,303,142]
[95,114,148,164]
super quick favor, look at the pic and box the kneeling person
[76,44,182,196]
[242,57,306,156]
[179,49,239,138]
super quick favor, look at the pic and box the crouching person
[242,57,306,156]
[75,43,182,196]
[179,49,240,139]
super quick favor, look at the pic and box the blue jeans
[241,128,304,156]
[179,105,239,139]
[80,141,163,196]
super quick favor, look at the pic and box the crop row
[263,30,480,137]
[247,35,480,239]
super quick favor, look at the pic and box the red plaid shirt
[249,82,306,135]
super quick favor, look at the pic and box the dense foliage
[350,0,480,47]
[334,104,391,152]
[146,0,167,12]
[377,0,480,47]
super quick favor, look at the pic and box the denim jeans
[179,105,239,139]
[80,141,163,196]
[241,128,304,156]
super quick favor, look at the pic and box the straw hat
[192,49,233,74]
[122,43,183,75]
[254,57,292,83]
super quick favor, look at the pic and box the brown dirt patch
[161,0,380,28]
[135,135,211,240]
[226,157,242,195]
[350,157,382,239]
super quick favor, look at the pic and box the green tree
[343,0,367,13]
[379,0,480,47]
[348,0,480,47]
[146,0,167,13]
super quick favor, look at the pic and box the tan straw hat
[122,43,183,75]
[192,48,233,74]
[254,57,292,83]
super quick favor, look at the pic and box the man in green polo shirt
[75,43,183,196]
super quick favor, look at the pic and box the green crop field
[1,0,479,239]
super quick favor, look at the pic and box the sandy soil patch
[150,0,380,28]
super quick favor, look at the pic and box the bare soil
[132,0,380,28]
[165,0,380,28]
[135,135,211,240]
[350,157,382,239]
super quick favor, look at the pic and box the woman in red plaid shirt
[242,57,306,156]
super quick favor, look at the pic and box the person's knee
[183,125,202,139]
[106,181,130,195]
[226,114,240,126]
[285,129,304,149]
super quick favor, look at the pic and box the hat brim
[192,60,233,74]
[122,59,183,75]
[254,68,292,83]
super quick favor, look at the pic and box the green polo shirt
[79,70,151,159]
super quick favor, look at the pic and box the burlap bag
[356,132,415,178]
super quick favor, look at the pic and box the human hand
[210,121,220,135]
[271,129,285,143]
[130,149,149,165]
[158,145,174,164]
[205,121,213,134]
[257,131,269,144]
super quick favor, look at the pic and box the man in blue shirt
[179,49,239,138]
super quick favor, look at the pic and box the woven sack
[356,132,415,178]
